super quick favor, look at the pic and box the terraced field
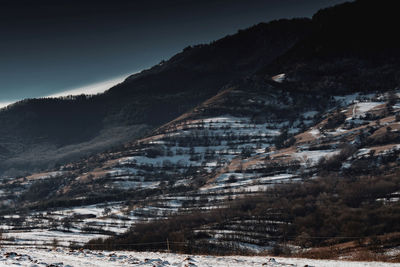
[1,89,400,255]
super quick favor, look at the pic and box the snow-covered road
[1,247,399,267]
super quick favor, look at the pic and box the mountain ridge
[0,18,313,176]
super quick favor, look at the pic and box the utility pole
[167,238,170,253]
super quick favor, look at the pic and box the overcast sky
[0,0,349,107]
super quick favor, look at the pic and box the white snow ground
[1,248,400,267]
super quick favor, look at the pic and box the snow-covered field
[1,248,399,267]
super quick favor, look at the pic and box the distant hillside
[0,18,312,176]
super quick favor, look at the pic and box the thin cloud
[46,74,131,98]
[0,101,13,108]
[0,72,135,109]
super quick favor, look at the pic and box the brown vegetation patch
[25,172,61,181]
[296,232,400,262]
[294,130,318,144]
[368,143,400,154]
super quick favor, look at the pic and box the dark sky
[0,0,349,105]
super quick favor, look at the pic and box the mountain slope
[0,18,313,176]
[1,0,400,261]
[2,74,400,259]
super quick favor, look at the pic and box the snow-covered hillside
[1,88,400,259]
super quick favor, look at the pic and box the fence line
[1,234,373,249]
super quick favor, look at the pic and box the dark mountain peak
[112,17,313,92]
[259,0,400,94]
[311,0,399,55]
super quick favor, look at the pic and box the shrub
[324,112,346,129]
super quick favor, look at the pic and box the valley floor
[1,247,399,267]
